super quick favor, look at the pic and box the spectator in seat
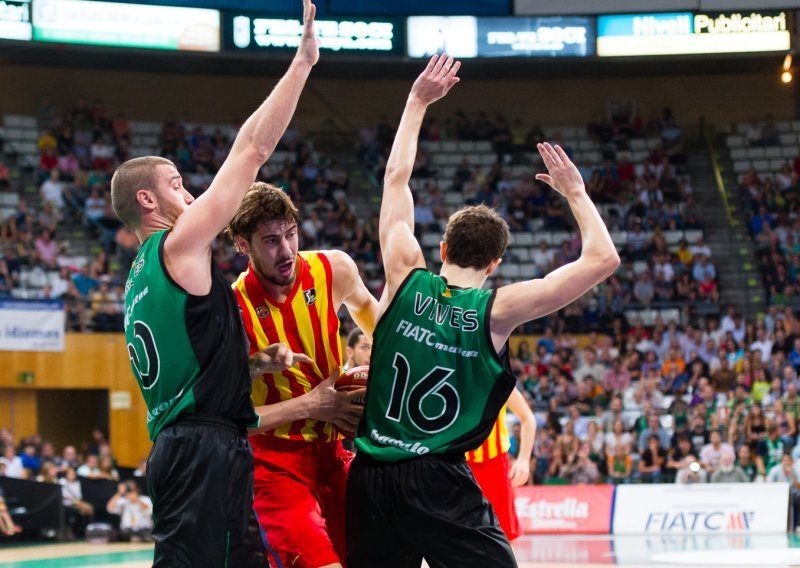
[0,444,24,479]
[638,415,670,453]
[675,455,708,484]
[60,466,94,537]
[106,481,153,542]
[757,425,786,478]
[736,444,760,481]
[700,430,735,475]
[607,443,633,484]
[40,168,65,210]
[564,442,600,485]
[639,434,668,483]
[710,452,749,483]
[766,454,800,530]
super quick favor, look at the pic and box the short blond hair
[110,156,175,229]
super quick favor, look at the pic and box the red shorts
[468,452,521,541]
[251,437,353,568]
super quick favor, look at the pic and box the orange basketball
[336,365,369,405]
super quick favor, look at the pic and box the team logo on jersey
[303,288,317,306]
[443,288,451,297]
[255,304,270,319]
[134,257,145,276]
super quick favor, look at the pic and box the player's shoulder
[312,249,357,274]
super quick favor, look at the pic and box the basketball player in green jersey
[111,1,320,565]
[346,55,620,567]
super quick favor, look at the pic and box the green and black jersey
[123,230,256,440]
[355,269,516,461]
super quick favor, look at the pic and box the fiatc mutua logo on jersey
[644,510,755,532]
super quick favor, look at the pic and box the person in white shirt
[689,236,711,259]
[106,481,153,542]
[39,169,65,210]
[76,455,103,479]
[699,430,735,475]
[750,328,774,364]
[0,445,25,479]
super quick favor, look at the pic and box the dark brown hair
[226,182,300,244]
[443,204,509,270]
[110,156,175,229]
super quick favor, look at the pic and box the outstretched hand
[535,142,586,201]
[297,0,320,67]
[409,54,461,106]
[249,343,313,378]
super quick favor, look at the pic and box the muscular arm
[329,250,379,338]
[491,144,619,350]
[507,387,536,487]
[378,55,460,310]
[165,0,319,294]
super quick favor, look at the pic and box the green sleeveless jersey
[124,230,256,441]
[355,269,516,461]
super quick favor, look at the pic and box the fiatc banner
[613,483,790,534]
[514,484,614,534]
[0,300,64,352]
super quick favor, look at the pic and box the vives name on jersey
[413,292,479,332]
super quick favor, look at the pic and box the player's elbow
[603,250,621,275]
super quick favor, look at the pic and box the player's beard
[156,194,185,226]
[254,254,296,287]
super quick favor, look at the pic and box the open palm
[410,54,461,106]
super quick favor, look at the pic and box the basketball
[336,365,369,406]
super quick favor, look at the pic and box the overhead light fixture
[782,70,793,83]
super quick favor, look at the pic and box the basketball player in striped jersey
[227,183,378,568]
[466,388,535,542]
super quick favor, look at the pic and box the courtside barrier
[612,483,790,534]
[514,484,614,534]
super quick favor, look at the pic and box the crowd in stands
[0,426,151,541]
[1,100,720,335]
[505,305,800,525]
[735,117,800,307]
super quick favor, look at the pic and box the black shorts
[147,415,266,568]
[346,452,517,568]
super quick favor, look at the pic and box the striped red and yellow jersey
[232,251,342,445]
[465,404,510,463]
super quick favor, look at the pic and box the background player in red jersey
[227,183,379,568]
[466,388,535,542]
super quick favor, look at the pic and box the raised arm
[329,250,380,339]
[166,0,319,291]
[379,55,460,304]
[491,143,619,347]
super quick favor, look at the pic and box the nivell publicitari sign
[0,0,31,41]
[32,0,221,52]
[225,13,401,54]
[407,16,594,58]
[597,10,790,56]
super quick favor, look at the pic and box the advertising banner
[613,483,790,534]
[224,12,401,54]
[0,0,31,41]
[597,10,790,56]
[514,484,614,534]
[0,300,64,352]
[32,0,220,52]
[407,16,594,58]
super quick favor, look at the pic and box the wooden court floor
[2,534,800,567]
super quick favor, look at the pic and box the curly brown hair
[443,204,509,270]
[225,182,300,245]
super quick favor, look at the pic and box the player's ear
[486,257,502,276]
[440,241,447,262]
[235,235,251,255]
[136,189,157,212]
